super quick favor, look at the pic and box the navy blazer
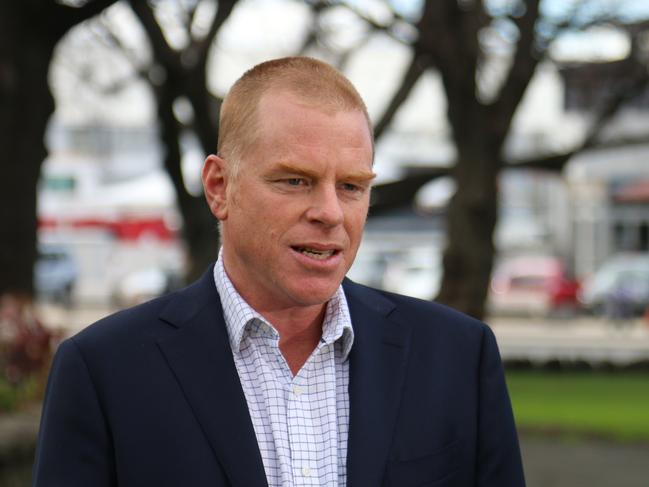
[33,266,525,486]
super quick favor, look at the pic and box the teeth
[298,248,335,260]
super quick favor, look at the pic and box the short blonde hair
[217,57,373,176]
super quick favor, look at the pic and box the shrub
[0,295,56,413]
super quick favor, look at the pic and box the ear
[202,154,230,220]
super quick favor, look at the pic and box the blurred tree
[81,0,239,280]
[0,0,118,403]
[308,0,649,318]
[4,0,648,323]
[126,0,239,281]
[0,1,117,304]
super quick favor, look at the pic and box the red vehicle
[489,255,580,316]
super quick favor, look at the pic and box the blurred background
[1,0,649,485]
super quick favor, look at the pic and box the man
[33,57,525,486]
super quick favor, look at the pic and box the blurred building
[561,60,649,277]
[38,122,185,305]
[42,8,649,306]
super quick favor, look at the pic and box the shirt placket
[216,258,352,487]
[265,329,295,486]
[287,344,324,486]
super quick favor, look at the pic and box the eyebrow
[271,162,376,183]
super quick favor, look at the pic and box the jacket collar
[157,267,268,487]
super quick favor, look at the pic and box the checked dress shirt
[213,254,354,486]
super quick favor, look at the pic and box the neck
[221,256,329,375]
[262,305,327,377]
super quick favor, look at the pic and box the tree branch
[52,0,120,36]
[418,0,465,80]
[459,0,488,74]
[373,127,649,214]
[154,83,191,205]
[297,29,318,55]
[95,19,148,76]
[489,0,542,138]
[509,124,649,174]
[334,0,414,45]
[418,0,481,134]
[370,167,449,215]
[374,53,429,140]
[194,0,237,59]
[582,68,649,149]
[128,0,181,72]
[186,1,200,35]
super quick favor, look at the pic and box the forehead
[252,90,373,160]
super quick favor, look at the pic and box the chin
[288,280,341,306]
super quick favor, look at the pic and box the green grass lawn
[505,369,649,442]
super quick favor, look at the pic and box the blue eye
[341,183,360,192]
[287,178,304,186]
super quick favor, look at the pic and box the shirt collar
[213,250,354,359]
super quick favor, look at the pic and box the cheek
[267,227,281,242]
[346,207,369,235]
[255,207,290,244]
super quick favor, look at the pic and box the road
[521,434,649,487]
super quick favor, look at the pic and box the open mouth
[292,247,338,261]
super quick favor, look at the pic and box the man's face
[204,90,374,312]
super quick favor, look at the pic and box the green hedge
[0,376,42,414]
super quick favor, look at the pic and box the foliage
[0,297,56,413]
[0,375,43,414]
[506,369,649,442]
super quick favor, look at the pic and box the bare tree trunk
[0,5,57,297]
[183,63,223,281]
[0,1,118,299]
[437,141,500,319]
[415,0,534,320]
[153,78,219,282]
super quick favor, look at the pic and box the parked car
[34,243,77,305]
[382,245,443,300]
[111,267,184,307]
[488,255,580,316]
[579,253,649,316]
[348,243,443,300]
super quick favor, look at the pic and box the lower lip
[290,247,343,270]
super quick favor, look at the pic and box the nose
[305,184,344,227]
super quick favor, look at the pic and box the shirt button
[292,385,303,396]
[302,466,312,477]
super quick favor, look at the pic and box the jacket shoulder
[343,278,489,338]
[71,266,219,352]
[71,293,176,350]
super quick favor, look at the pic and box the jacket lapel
[344,281,412,487]
[156,269,268,487]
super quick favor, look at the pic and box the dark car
[34,243,77,305]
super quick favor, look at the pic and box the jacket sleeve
[33,338,116,487]
[476,325,526,487]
